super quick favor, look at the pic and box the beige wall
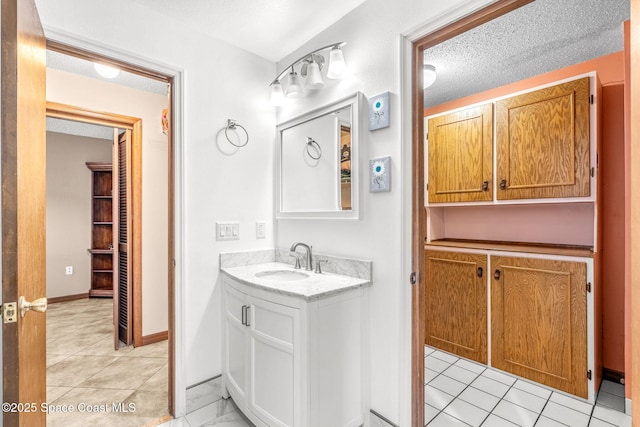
[47,68,169,337]
[46,131,112,299]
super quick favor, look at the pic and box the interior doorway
[45,40,177,418]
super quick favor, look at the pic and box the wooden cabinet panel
[491,256,587,398]
[496,77,591,200]
[87,162,114,297]
[425,250,487,364]
[427,103,493,203]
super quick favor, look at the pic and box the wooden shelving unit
[87,162,114,298]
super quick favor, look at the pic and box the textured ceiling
[47,117,114,140]
[423,0,630,108]
[127,0,368,62]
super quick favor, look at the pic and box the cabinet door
[223,284,249,401]
[496,77,591,200]
[425,250,487,364]
[249,296,299,427]
[427,103,493,203]
[491,256,587,398]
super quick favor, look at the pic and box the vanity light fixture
[423,64,437,88]
[269,42,347,106]
[93,62,120,79]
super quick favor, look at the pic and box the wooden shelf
[425,238,594,258]
[87,162,114,298]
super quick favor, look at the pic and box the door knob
[19,296,47,317]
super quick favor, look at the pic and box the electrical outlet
[256,221,266,239]
[65,266,73,275]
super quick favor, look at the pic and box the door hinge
[590,167,595,178]
[590,94,594,104]
[586,282,592,293]
[171,259,176,268]
[587,370,592,380]
[410,272,417,285]
[425,132,428,141]
[3,302,17,323]
[426,182,428,191]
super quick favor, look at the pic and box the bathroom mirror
[276,92,362,219]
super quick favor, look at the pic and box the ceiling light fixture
[269,42,347,106]
[94,63,120,79]
[423,64,437,88]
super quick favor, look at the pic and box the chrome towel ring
[306,137,322,160]
[225,119,249,147]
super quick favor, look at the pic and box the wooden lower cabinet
[491,256,588,398]
[425,250,487,364]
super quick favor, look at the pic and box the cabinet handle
[499,179,507,190]
[482,181,489,191]
[245,306,251,327]
[494,269,502,280]
[241,305,246,326]
[477,267,483,278]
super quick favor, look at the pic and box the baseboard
[370,409,399,427]
[48,293,89,304]
[142,330,168,346]
[602,367,625,384]
[626,398,632,416]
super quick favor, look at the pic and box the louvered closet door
[113,129,133,347]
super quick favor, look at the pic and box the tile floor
[423,346,632,427]
[47,298,169,426]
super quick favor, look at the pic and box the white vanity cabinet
[221,272,368,427]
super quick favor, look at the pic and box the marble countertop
[221,262,371,300]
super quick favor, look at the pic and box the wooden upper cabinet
[425,250,487,364]
[491,256,587,398]
[427,103,493,203]
[496,77,591,200]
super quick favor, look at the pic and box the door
[113,129,133,346]
[1,0,47,425]
[495,77,591,200]
[427,103,493,203]
[491,255,588,398]
[425,250,487,364]
[249,296,298,427]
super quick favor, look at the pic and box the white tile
[541,401,590,427]
[591,405,632,427]
[424,346,436,356]
[481,414,519,426]
[503,387,547,414]
[431,350,459,364]
[425,385,455,410]
[187,377,223,413]
[429,374,467,397]
[370,412,395,427]
[443,398,489,427]
[549,392,593,415]
[425,368,439,384]
[481,369,516,386]
[186,399,237,427]
[428,411,468,426]
[535,416,566,426]
[442,364,480,385]
[492,400,538,427]
[596,391,625,412]
[458,386,500,412]
[454,358,486,375]
[588,418,617,427]
[424,404,439,425]
[425,355,453,373]
[157,418,192,427]
[512,379,552,400]
[599,380,625,398]
[470,376,510,398]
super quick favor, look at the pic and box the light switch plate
[216,222,240,241]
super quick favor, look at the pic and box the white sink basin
[255,269,310,281]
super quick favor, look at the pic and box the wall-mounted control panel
[216,221,240,241]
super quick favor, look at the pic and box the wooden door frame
[410,1,535,424]
[46,102,144,347]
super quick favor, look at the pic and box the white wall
[273,0,494,424]
[46,131,112,299]
[36,0,276,388]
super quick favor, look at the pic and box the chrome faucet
[289,242,313,271]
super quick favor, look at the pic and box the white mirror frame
[276,92,363,219]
